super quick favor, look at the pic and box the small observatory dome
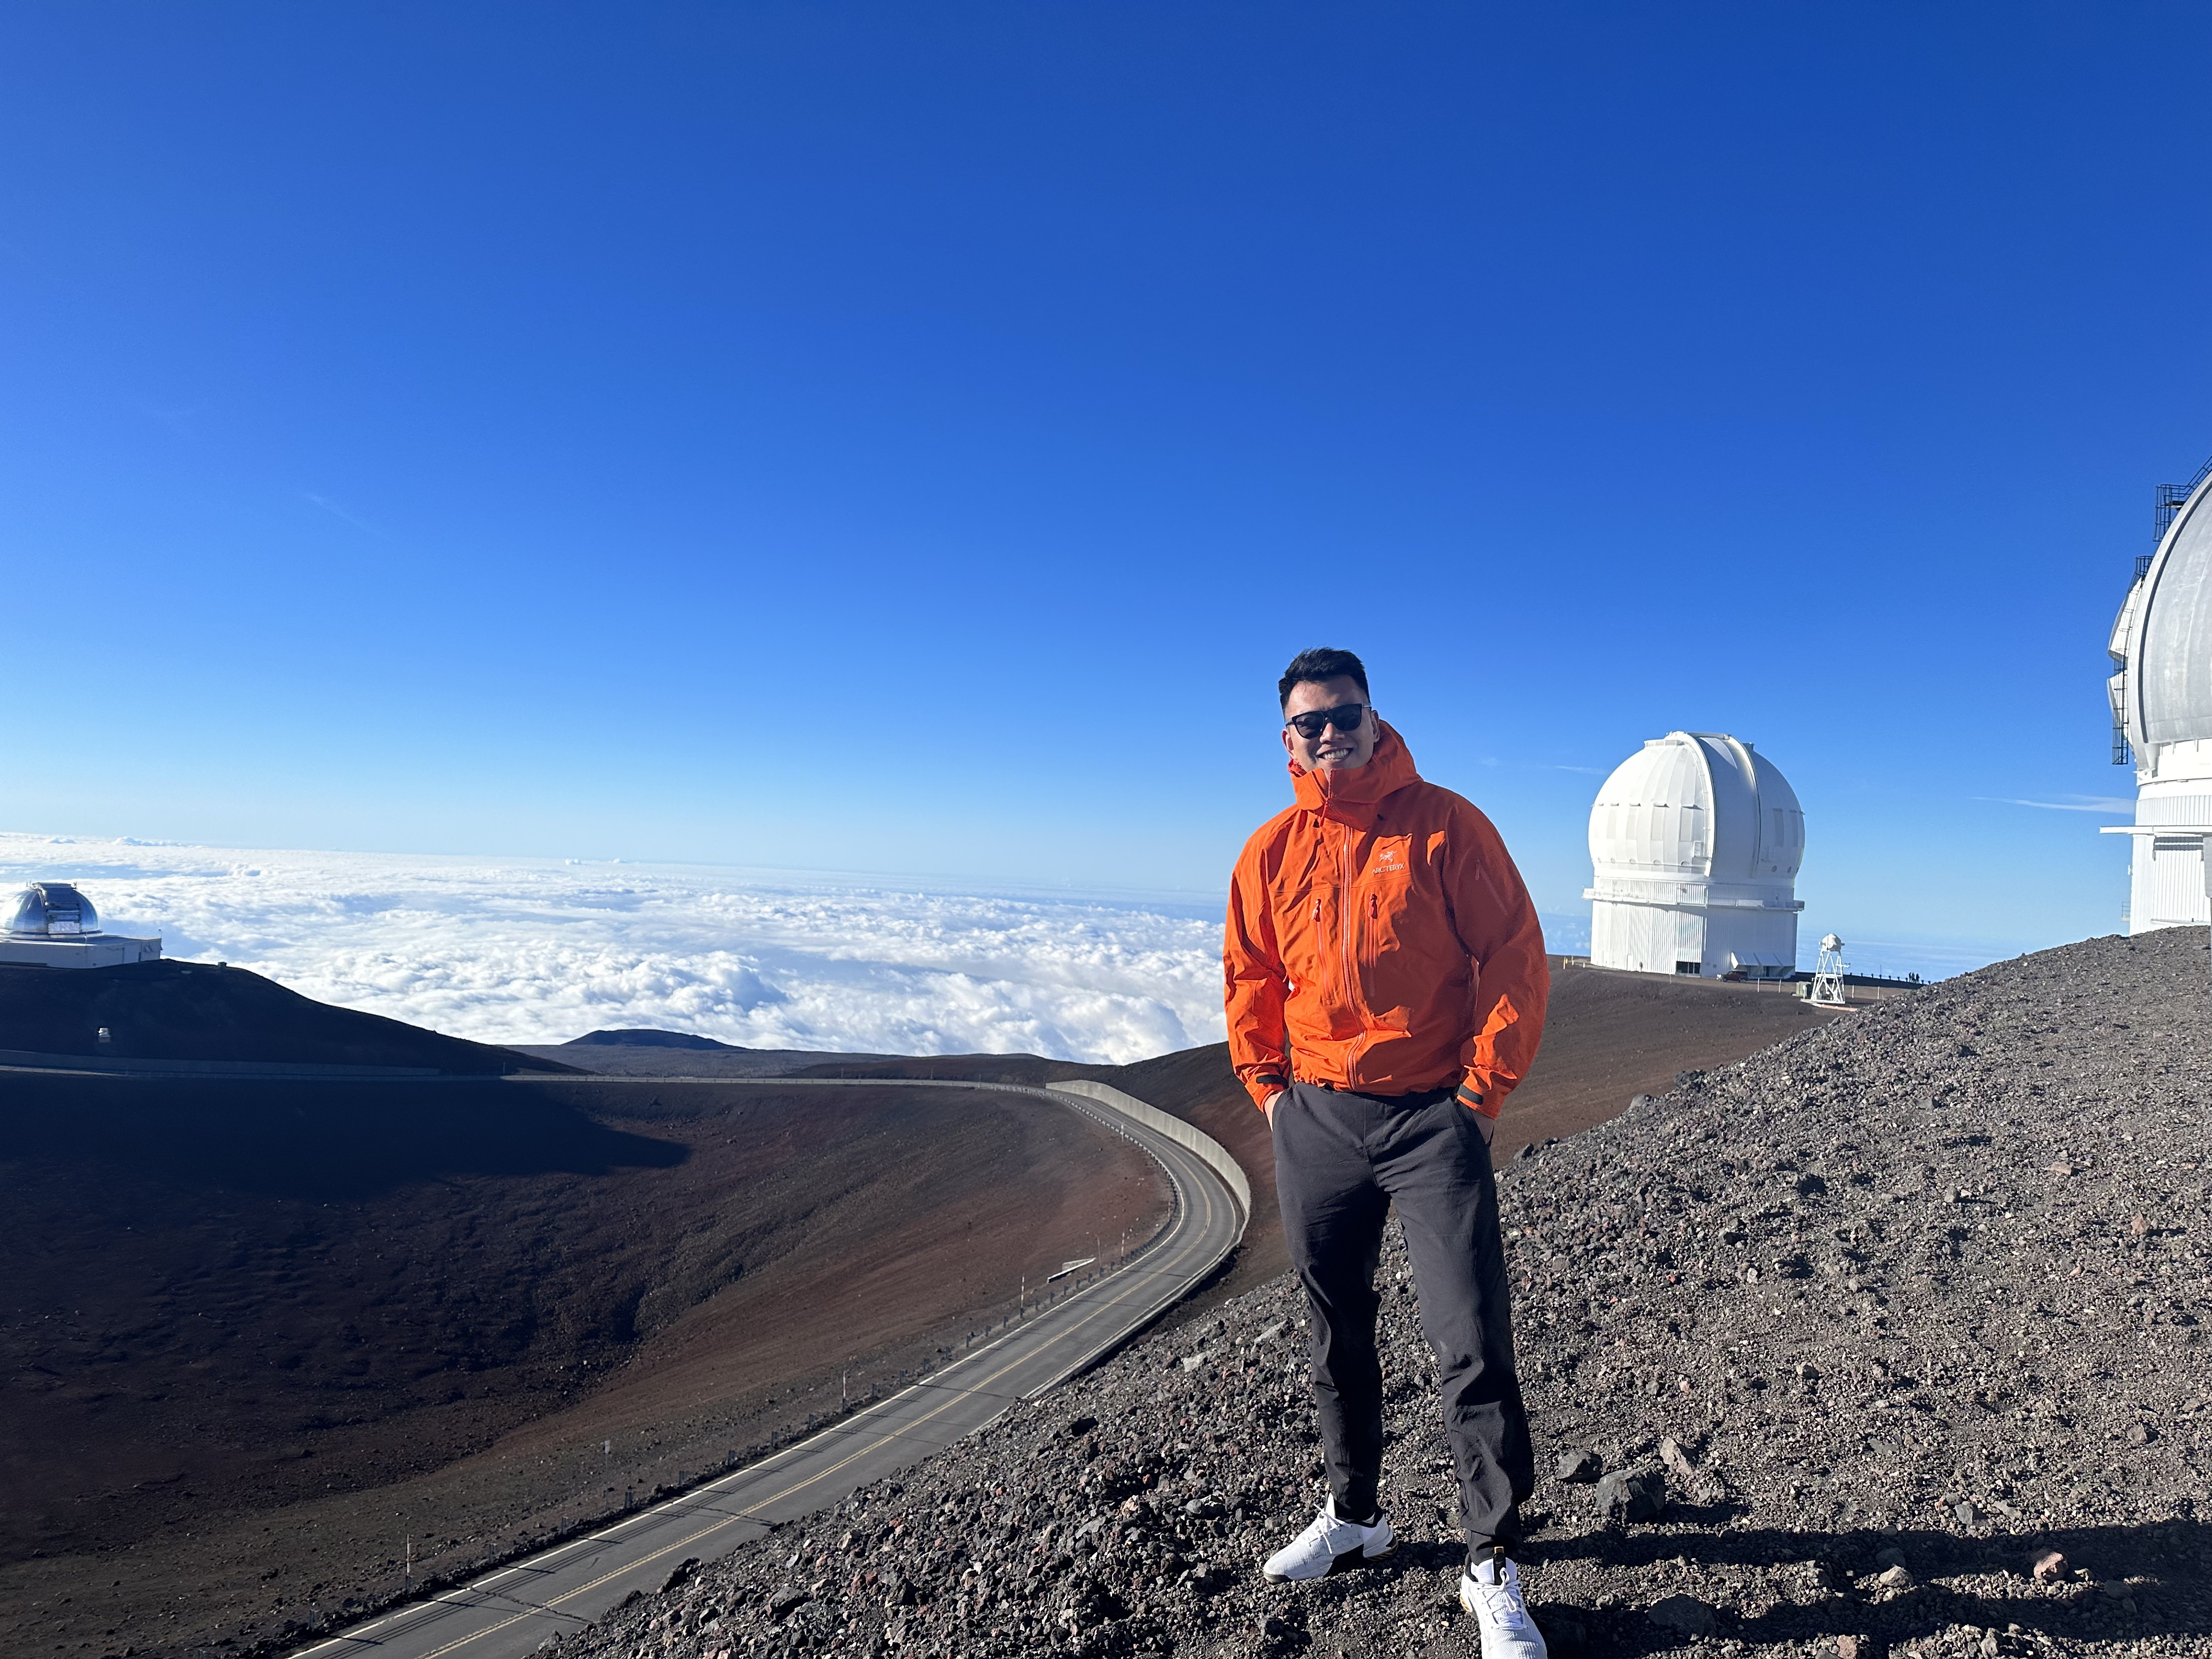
[1584,731,1805,979]
[2107,463,2212,931]
[7,882,101,936]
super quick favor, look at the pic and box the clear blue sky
[6,3,2206,971]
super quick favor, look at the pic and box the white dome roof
[2115,472,2212,752]
[1588,732,1804,883]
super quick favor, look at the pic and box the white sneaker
[1259,1496,1396,1582]
[1459,1553,1548,1657]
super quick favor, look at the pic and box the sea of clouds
[3,832,1972,1063]
[0,833,1232,1064]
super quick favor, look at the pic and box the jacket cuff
[1249,1073,1288,1111]
[1455,1079,1496,1118]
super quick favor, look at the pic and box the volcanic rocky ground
[550,930,2212,1659]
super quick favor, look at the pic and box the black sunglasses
[1285,703,1369,741]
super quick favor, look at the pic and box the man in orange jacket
[1228,647,1549,1657]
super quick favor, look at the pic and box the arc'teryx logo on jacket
[1223,721,1549,1117]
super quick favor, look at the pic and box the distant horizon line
[0,825,1234,913]
[0,825,2060,977]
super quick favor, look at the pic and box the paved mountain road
[290,1079,1246,1659]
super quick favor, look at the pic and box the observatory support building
[2105,459,2212,931]
[1584,731,1805,979]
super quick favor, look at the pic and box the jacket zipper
[1341,827,1368,1075]
[1339,829,1356,1011]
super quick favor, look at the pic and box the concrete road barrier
[1047,1079,1251,1227]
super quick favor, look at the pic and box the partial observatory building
[1584,731,1805,979]
[0,883,162,969]
[2105,455,2212,931]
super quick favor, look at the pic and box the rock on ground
[550,929,2212,1658]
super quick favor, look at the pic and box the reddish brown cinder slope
[0,1074,1166,1659]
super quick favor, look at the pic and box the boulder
[1593,1466,1666,1525]
[1555,1446,1603,1484]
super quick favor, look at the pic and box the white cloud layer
[0,834,1227,1064]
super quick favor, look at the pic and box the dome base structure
[1584,731,1805,980]
[2101,808,2212,934]
[0,934,163,970]
[1584,888,1803,979]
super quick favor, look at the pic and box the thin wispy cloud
[0,834,1223,1064]
[1977,795,2135,815]
[301,492,383,535]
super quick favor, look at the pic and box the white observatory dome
[7,882,101,936]
[1584,731,1804,979]
[2107,465,2212,932]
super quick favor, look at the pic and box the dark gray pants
[1271,1080,1533,1551]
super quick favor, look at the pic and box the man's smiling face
[1281,674,1377,774]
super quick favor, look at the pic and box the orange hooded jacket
[1223,721,1548,1121]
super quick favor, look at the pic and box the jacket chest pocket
[1356,837,1422,1015]
[1268,855,1329,987]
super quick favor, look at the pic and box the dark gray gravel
[551,929,2212,1658]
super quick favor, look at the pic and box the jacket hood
[1289,720,1423,823]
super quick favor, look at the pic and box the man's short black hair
[1278,647,1370,711]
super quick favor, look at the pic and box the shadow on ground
[1526,1518,2208,1654]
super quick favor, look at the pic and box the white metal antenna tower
[1809,933,1848,1008]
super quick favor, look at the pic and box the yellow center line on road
[377,1166,1222,1656]
[403,1241,1215,1657]
[296,1085,1232,1659]
[328,1158,1209,1647]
